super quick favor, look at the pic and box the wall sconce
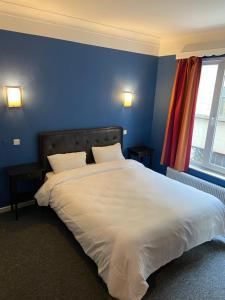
[5,86,23,108]
[123,91,133,107]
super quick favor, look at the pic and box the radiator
[166,167,225,204]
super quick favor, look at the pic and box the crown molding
[159,28,225,57]
[2,1,225,58]
[0,1,160,56]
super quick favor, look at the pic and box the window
[190,58,225,176]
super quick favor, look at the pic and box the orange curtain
[160,57,202,172]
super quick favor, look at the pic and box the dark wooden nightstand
[128,146,154,168]
[6,163,45,220]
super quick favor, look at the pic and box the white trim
[176,49,225,59]
[0,199,35,214]
[189,165,225,181]
[202,61,225,166]
[191,58,225,177]
[159,30,225,57]
[0,1,160,56]
[1,1,225,57]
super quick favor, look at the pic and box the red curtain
[160,57,202,172]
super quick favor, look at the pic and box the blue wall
[0,29,158,207]
[151,55,225,188]
[151,55,176,174]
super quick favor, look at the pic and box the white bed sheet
[45,171,54,181]
[35,160,225,300]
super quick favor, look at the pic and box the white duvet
[35,160,225,300]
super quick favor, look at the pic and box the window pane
[191,64,218,164]
[210,74,225,170]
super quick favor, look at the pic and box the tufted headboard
[39,126,123,171]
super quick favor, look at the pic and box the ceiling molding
[1,1,225,58]
[159,29,225,57]
[0,1,160,56]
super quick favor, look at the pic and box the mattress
[35,160,225,300]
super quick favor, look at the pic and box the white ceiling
[1,0,225,56]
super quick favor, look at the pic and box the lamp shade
[6,87,22,108]
[123,92,133,107]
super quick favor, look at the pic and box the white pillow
[92,143,125,164]
[47,151,86,173]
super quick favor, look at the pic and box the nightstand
[128,146,154,168]
[6,163,45,220]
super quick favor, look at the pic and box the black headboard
[39,126,123,171]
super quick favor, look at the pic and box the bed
[35,126,225,300]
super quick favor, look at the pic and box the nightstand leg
[138,154,144,164]
[149,155,152,168]
[15,203,18,221]
[149,152,154,168]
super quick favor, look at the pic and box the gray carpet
[0,205,225,300]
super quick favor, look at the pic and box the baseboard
[0,200,36,214]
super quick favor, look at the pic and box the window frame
[190,58,225,176]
